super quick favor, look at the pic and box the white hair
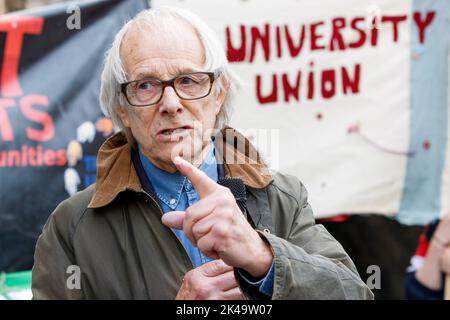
[99,6,241,138]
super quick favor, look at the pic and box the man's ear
[215,77,230,115]
[117,105,131,128]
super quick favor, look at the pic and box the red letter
[413,11,435,44]
[275,26,282,58]
[20,95,54,142]
[282,72,301,102]
[0,98,15,141]
[250,24,271,62]
[226,26,246,62]
[285,25,305,58]
[0,16,44,97]
[310,21,325,51]
[369,17,379,47]
[307,62,315,100]
[43,149,55,166]
[321,70,336,99]
[382,15,407,42]
[256,74,278,104]
[349,18,367,49]
[55,149,67,166]
[7,150,20,166]
[342,64,361,95]
[330,17,347,51]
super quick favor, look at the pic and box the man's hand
[162,156,273,278]
[176,259,246,300]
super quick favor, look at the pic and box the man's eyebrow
[133,72,158,80]
[133,67,202,80]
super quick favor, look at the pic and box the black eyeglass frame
[119,72,216,107]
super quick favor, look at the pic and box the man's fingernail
[173,156,183,165]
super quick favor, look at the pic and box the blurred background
[0,0,66,13]
[0,0,448,300]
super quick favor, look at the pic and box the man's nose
[158,86,183,115]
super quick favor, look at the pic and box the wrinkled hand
[162,156,273,278]
[176,259,246,300]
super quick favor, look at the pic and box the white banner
[154,0,450,224]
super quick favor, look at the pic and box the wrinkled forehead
[120,17,206,79]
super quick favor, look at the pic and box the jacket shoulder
[32,185,95,300]
[269,171,308,208]
[49,184,96,238]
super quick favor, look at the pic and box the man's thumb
[161,211,185,230]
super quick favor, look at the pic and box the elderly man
[32,6,373,300]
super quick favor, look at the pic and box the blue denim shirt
[138,143,274,297]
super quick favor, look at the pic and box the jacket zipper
[139,189,194,270]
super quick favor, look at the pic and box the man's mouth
[157,125,193,141]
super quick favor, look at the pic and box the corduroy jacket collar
[88,127,273,208]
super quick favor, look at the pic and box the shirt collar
[138,142,218,210]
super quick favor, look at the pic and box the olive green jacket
[32,129,374,300]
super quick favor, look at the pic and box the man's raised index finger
[173,156,218,197]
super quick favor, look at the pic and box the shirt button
[185,183,192,191]
[169,198,177,206]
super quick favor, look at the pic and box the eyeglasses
[120,72,216,107]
